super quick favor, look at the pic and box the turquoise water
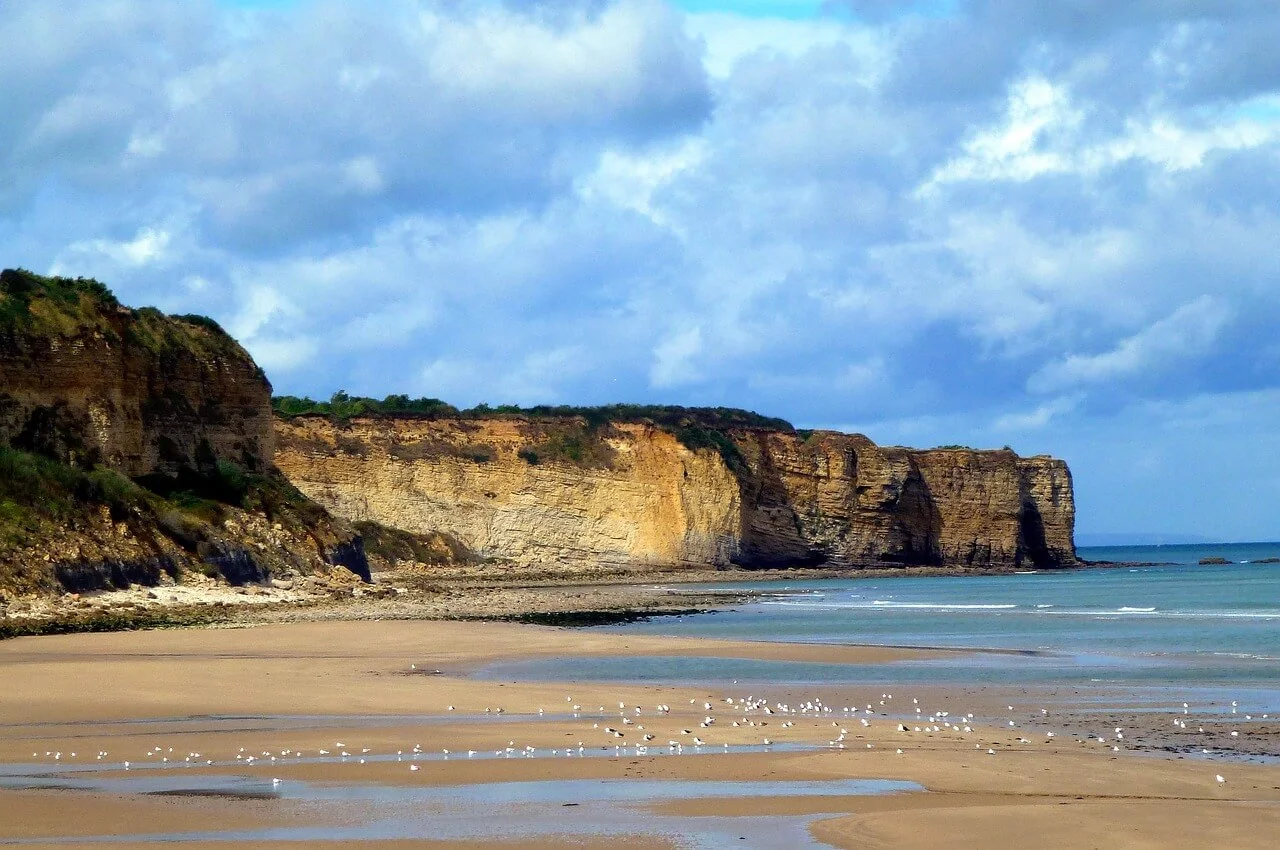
[484,547,1280,694]
[1078,541,1280,566]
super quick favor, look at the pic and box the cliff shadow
[1018,500,1053,568]
[729,431,828,569]
[876,467,944,566]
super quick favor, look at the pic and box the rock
[270,578,294,590]
[1198,557,1231,565]
[275,416,1076,572]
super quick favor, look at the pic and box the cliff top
[272,393,795,432]
[0,268,259,376]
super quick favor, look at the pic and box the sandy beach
[1,619,1277,849]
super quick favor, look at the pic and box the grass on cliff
[0,445,153,594]
[0,441,329,595]
[273,392,792,431]
[0,268,260,380]
[273,392,786,470]
[354,520,473,567]
[0,268,120,338]
[0,445,146,532]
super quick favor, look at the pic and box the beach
[2,617,1277,848]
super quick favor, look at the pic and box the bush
[172,314,226,334]
[272,392,459,420]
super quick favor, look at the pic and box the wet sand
[1,620,1277,848]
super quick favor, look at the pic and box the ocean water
[482,544,1280,694]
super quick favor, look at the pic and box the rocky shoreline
[1,560,1107,639]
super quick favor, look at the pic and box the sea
[481,543,1280,708]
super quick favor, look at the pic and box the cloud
[1029,297,1233,393]
[650,326,704,388]
[992,395,1080,432]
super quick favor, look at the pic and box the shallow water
[0,771,920,847]
[601,561,1280,690]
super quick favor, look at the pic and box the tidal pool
[0,769,921,848]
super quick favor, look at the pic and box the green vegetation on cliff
[0,268,120,336]
[272,392,790,470]
[0,446,145,544]
[272,392,792,431]
[0,269,255,371]
[354,520,472,567]
[0,441,333,595]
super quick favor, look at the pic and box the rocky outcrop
[0,269,368,596]
[274,415,1076,572]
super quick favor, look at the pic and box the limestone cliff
[274,414,1076,572]
[0,269,367,597]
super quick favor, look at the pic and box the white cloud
[650,325,704,388]
[926,76,1280,193]
[1029,296,1233,393]
[993,395,1081,432]
[53,227,172,271]
[684,12,887,79]
[245,336,319,373]
[576,139,707,227]
[925,77,1082,187]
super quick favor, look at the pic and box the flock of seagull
[20,688,1260,787]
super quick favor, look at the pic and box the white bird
[1216,774,1226,783]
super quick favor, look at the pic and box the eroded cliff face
[736,431,1076,568]
[0,270,271,478]
[274,417,744,570]
[275,416,1076,572]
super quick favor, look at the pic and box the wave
[758,600,1019,611]
[870,601,1018,610]
[757,599,1280,619]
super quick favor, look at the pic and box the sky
[2,0,1279,543]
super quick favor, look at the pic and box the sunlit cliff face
[274,415,1075,572]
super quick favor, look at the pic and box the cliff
[0,270,271,479]
[274,413,1075,573]
[0,269,368,597]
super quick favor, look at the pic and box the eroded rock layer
[0,269,271,478]
[275,416,1076,572]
